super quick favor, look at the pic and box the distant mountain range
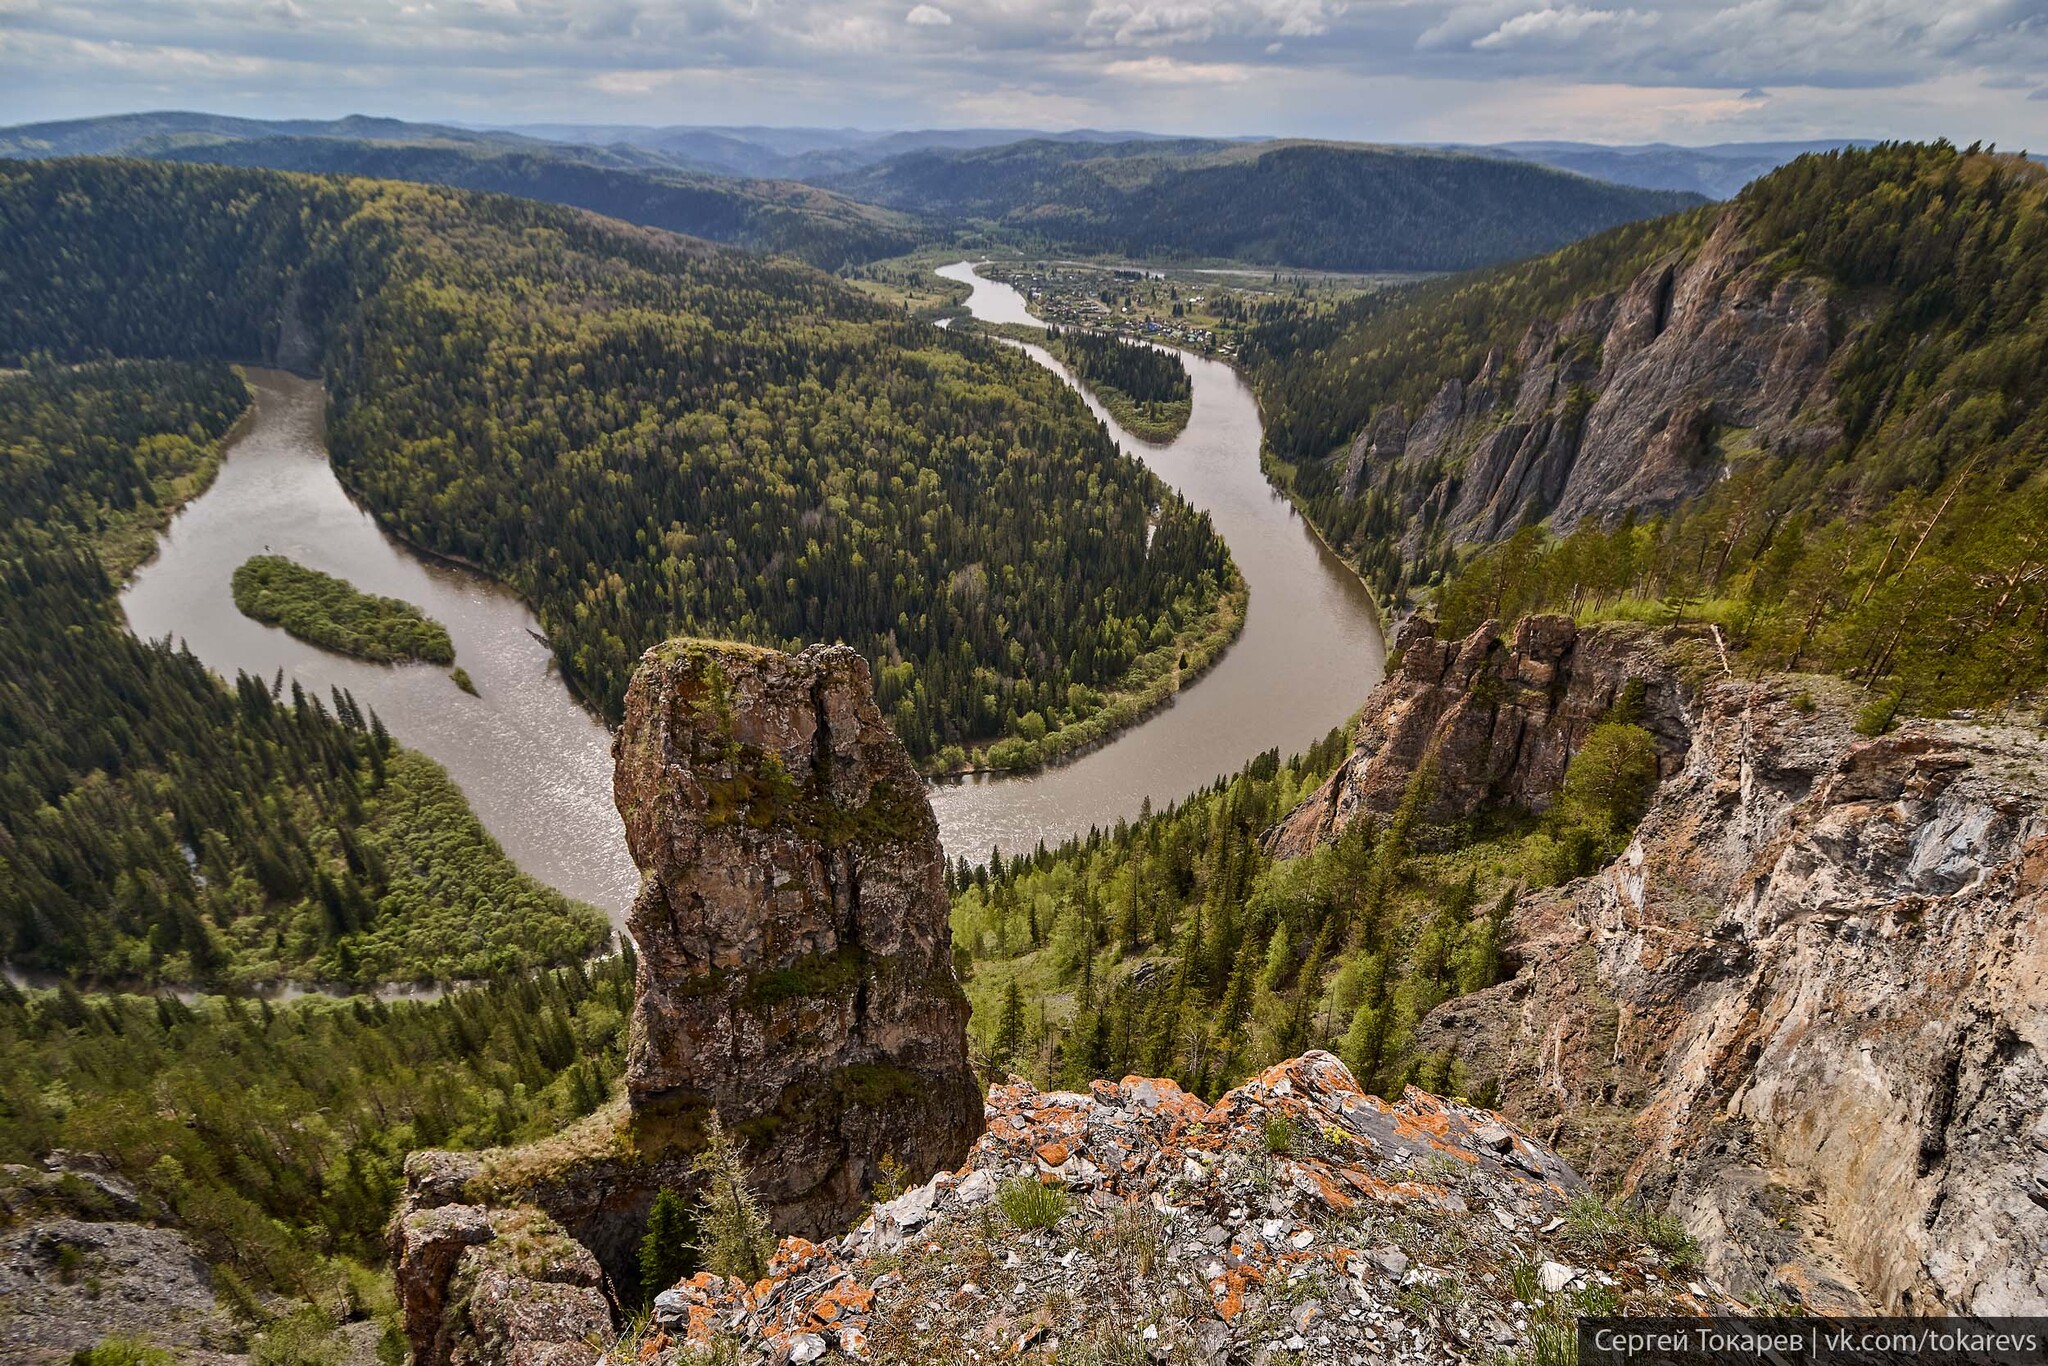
[0,111,1876,271]
[491,122,1193,180]
[817,137,1704,272]
[0,112,921,268]
[1452,139,1872,199]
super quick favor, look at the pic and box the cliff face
[1343,210,1840,553]
[1273,629,2048,1313]
[1266,615,1687,857]
[390,640,982,1364]
[1415,679,2048,1314]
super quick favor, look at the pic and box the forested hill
[0,113,923,269]
[0,158,1238,768]
[1244,141,2048,718]
[820,137,1703,271]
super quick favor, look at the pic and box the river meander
[925,263,1384,856]
[119,273,1382,931]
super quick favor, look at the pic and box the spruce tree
[638,1188,693,1304]
[990,980,1026,1076]
[691,1113,774,1284]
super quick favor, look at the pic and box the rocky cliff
[1273,626,2048,1313]
[1341,209,1840,555]
[634,1052,1736,1366]
[390,640,982,1364]
[1414,676,2048,1313]
[1266,615,1688,857]
[612,640,981,1226]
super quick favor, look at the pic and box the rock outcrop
[1413,677,2048,1313]
[612,639,981,1224]
[391,640,982,1362]
[0,1215,247,1365]
[1265,615,1687,857]
[637,1053,1738,1365]
[1278,623,2048,1312]
[1343,209,1840,555]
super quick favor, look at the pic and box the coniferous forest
[0,361,606,987]
[0,158,1240,768]
[1046,327,1194,442]
[1245,143,2048,715]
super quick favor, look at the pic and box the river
[119,274,1382,931]
[924,263,1384,856]
[121,373,642,919]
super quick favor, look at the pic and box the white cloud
[1102,54,1256,81]
[0,0,2045,149]
[1472,5,1655,50]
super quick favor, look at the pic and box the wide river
[121,268,1382,927]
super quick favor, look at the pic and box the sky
[2,0,2046,147]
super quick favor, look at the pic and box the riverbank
[936,576,1246,778]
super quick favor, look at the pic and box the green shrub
[1856,690,1904,736]
[691,1114,775,1283]
[998,1172,1068,1231]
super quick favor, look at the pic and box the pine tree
[990,980,1026,1076]
[691,1113,774,1284]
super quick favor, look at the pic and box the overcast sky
[3,0,2045,146]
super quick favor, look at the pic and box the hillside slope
[1274,613,2048,1312]
[0,112,923,268]
[824,137,1703,271]
[1246,141,2048,716]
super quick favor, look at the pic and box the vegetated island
[232,554,456,667]
[1047,325,1193,442]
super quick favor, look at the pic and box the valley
[0,117,2044,1362]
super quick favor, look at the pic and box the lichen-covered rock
[1266,616,1686,856]
[1411,675,2048,1313]
[633,1052,1736,1365]
[612,640,980,1228]
[392,639,983,1359]
[0,1216,246,1364]
[393,1202,608,1366]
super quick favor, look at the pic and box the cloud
[1102,55,1256,81]
[0,0,2044,150]
[1471,5,1655,50]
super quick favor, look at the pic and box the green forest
[824,138,1701,272]
[232,555,455,666]
[0,953,634,1356]
[1246,143,2048,717]
[0,361,606,987]
[0,157,1239,770]
[1047,327,1193,441]
[949,699,1659,1106]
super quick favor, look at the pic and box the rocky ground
[0,1157,246,1364]
[623,1053,1732,1366]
